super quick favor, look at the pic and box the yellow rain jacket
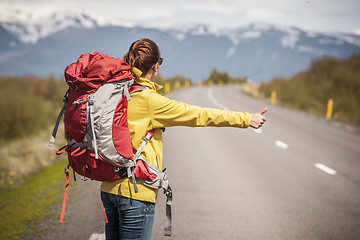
[100,67,251,203]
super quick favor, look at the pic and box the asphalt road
[32,85,360,240]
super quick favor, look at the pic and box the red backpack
[49,52,172,236]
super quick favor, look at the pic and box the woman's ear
[153,63,159,73]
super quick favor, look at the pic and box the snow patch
[329,33,360,47]
[318,38,343,45]
[297,45,323,54]
[242,30,262,39]
[0,8,132,44]
[280,29,300,49]
[225,47,236,59]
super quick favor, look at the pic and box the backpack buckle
[114,167,128,179]
[67,81,78,91]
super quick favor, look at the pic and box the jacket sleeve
[148,91,251,129]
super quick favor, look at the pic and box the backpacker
[49,51,172,236]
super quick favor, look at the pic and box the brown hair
[123,39,161,75]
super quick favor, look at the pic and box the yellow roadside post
[243,84,249,94]
[175,81,180,89]
[208,80,214,86]
[252,88,258,97]
[164,82,170,94]
[271,91,277,105]
[185,80,190,88]
[326,98,333,120]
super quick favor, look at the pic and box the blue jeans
[100,192,155,240]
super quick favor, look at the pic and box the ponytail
[123,39,161,75]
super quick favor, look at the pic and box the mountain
[1,11,360,82]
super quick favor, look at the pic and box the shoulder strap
[129,84,147,94]
[49,90,69,147]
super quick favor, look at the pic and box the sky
[1,0,360,35]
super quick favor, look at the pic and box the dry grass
[0,124,66,190]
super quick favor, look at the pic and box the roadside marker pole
[164,83,170,94]
[243,85,249,93]
[271,91,277,105]
[175,81,180,89]
[326,98,333,120]
[252,88,258,97]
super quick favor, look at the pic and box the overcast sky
[1,0,360,35]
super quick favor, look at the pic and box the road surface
[30,85,360,240]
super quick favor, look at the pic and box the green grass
[0,159,69,240]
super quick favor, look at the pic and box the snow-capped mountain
[0,10,102,44]
[1,10,360,82]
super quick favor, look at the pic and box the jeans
[100,192,155,240]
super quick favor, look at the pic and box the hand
[250,108,267,129]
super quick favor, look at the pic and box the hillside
[1,11,360,82]
[258,54,360,124]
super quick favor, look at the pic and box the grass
[0,125,66,190]
[0,158,70,240]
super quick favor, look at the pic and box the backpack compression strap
[49,90,69,147]
[128,129,155,193]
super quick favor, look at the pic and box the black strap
[164,186,172,236]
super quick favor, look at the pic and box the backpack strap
[129,84,147,94]
[133,130,155,161]
[123,84,131,101]
[87,94,99,159]
[59,167,70,223]
[128,129,155,193]
[164,185,172,236]
[49,90,69,147]
[59,166,109,224]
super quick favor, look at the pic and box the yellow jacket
[100,67,251,203]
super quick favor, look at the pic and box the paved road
[33,85,360,240]
[153,85,360,240]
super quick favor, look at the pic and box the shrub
[0,76,67,142]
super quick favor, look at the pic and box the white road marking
[207,89,228,110]
[275,140,288,149]
[252,128,263,134]
[315,163,337,175]
[89,233,105,240]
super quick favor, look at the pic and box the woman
[100,39,267,240]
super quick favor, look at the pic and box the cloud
[245,9,285,20]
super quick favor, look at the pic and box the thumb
[258,107,268,115]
